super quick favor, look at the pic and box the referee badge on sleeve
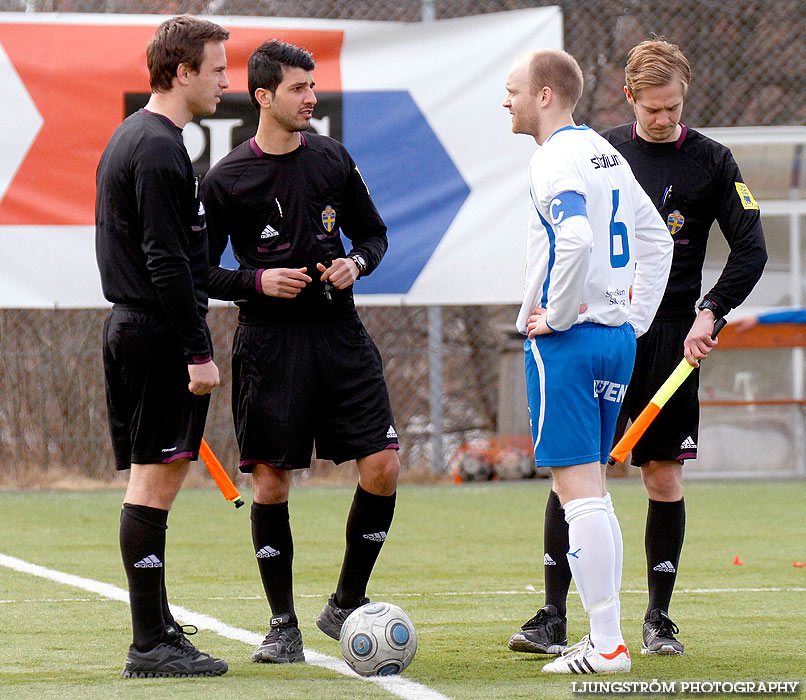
[735,183,759,210]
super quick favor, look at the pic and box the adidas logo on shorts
[256,545,281,558]
[363,531,387,543]
[133,554,163,569]
[386,425,398,439]
[680,436,697,450]
[544,553,556,566]
[653,560,676,573]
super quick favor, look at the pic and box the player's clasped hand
[317,258,359,290]
[187,360,220,395]
[259,267,312,298]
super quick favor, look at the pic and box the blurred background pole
[789,144,805,475]
[423,0,443,475]
[421,0,435,22]
[428,305,445,474]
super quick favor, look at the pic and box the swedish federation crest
[666,209,685,236]
[321,205,336,232]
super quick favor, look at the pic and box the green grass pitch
[0,480,804,699]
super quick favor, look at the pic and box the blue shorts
[525,322,636,467]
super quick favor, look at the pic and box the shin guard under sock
[335,485,396,608]
[251,501,296,623]
[645,498,685,618]
[120,503,169,651]
[604,492,624,617]
[564,497,622,651]
[544,489,572,617]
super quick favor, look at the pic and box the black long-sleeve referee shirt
[201,132,388,322]
[602,123,767,320]
[95,109,212,362]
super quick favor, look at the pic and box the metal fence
[1,1,805,483]
[3,0,803,130]
[0,305,516,482]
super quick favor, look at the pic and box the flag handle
[609,318,727,465]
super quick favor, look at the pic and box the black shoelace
[524,608,549,628]
[657,615,680,637]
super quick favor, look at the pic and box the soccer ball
[454,451,493,482]
[451,440,494,482]
[340,602,417,677]
[492,446,536,480]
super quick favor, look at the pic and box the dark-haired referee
[202,40,400,664]
[95,16,229,678]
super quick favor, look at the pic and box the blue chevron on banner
[342,91,470,294]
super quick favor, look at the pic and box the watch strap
[350,254,367,275]
[698,299,722,317]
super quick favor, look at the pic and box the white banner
[0,9,561,307]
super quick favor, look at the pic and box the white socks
[604,492,623,615]
[564,496,624,653]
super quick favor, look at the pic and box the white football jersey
[516,125,672,336]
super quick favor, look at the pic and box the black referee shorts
[614,317,699,467]
[232,313,399,471]
[103,305,210,471]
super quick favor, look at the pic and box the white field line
[0,552,451,700]
[3,586,806,605]
[191,586,806,598]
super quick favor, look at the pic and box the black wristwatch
[697,299,722,317]
[350,254,367,276]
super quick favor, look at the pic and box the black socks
[335,485,396,609]
[120,503,170,651]
[645,497,685,619]
[541,490,686,622]
[543,489,572,617]
[251,501,296,624]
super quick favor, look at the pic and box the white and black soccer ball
[456,452,493,481]
[492,446,536,480]
[452,444,494,482]
[340,602,417,677]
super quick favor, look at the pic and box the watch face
[353,255,366,271]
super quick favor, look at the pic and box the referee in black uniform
[95,16,229,678]
[202,40,401,664]
[508,38,767,659]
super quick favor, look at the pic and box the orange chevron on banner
[0,21,342,225]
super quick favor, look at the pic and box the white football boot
[542,635,631,674]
